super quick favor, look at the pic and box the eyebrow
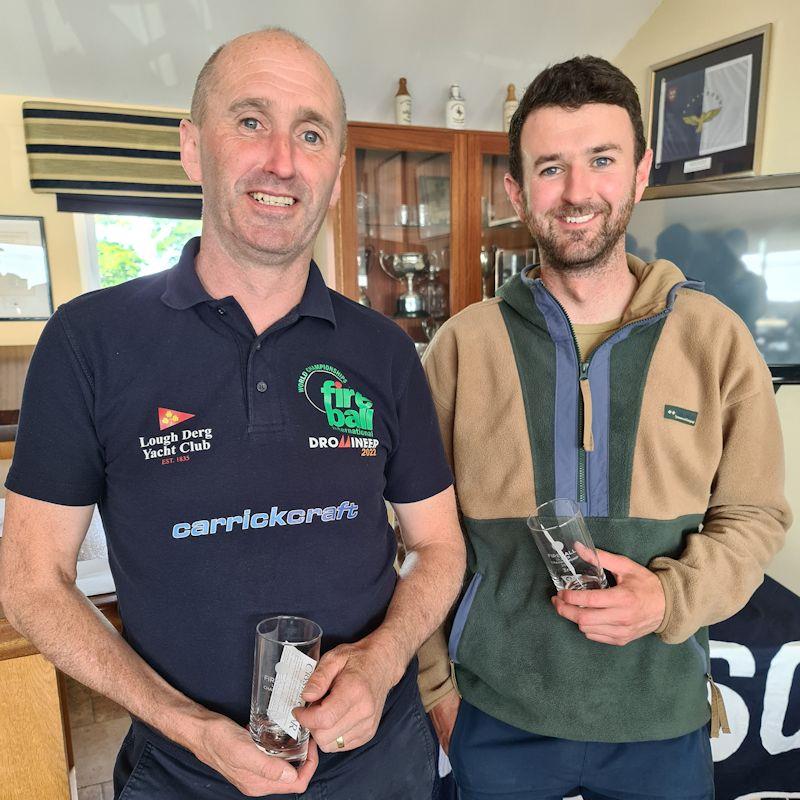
[532,143,623,168]
[228,97,271,115]
[228,97,335,134]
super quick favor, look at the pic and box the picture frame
[418,175,450,225]
[0,216,53,320]
[646,24,771,187]
[416,152,451,240]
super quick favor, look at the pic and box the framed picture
[416,152,451,239]
[418,175,450,224]
[0,216,53,320]
[647,25,771,187]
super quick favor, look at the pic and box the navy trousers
[113,688,439,799]
[448,701,715,800]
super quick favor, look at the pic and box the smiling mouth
[560,212,597,225]
[249,191,296,207]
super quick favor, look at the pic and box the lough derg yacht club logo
[138,407,214,464]
[297,363,378,454]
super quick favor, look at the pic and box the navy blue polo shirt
[7,237,452,727]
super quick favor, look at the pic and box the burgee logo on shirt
[139,407,214,464]
[297,363,379,456]
[159,407,195,430]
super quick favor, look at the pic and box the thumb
[260,757,298,784]
[301,647,348,702]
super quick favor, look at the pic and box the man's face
[180,35,345,265]
[505,103,652,272]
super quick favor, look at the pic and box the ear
[634,147,653,203]
[180,119,203,183]
[328,153,346,209]
[504,172,526,223]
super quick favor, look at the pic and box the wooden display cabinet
[333,123,535,343]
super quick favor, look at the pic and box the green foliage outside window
[97,240,145,288]
[94,215,202,288]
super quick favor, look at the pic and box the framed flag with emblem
[647,25,771,187]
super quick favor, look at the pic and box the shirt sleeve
[5,309,105,506]
[383,352,453,504]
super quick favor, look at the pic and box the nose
[561,165,592,209]
[261,132,296,181]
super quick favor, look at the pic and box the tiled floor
[65,676,130,800]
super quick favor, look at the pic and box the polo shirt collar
[161,236,336,327]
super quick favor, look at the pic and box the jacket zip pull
[579,362,594,452]
[707,672,730,738]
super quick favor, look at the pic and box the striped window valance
[22,101,202,216]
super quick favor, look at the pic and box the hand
[193,713,318,796]
[428,691,460,754]
[551,546,666,646]
[294,638,400,753]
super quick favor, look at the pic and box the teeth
[564,213,595,224]
[250,192,295,206]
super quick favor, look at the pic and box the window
[89,214,202,289]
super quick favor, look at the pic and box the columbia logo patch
[664,405,698,426]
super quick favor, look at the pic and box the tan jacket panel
[422,299,536,520]
[629,289,726,520]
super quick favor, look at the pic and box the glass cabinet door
[353,147,452,351]
[477,151,535,300]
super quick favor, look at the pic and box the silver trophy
[494,248,526,290]
[480,245,496,301]
[378,251,433,318]
[357,247,371,307]
[420,251,447,340]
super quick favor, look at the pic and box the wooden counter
[0,594,121,800]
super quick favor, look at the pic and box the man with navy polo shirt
[0,28,464,799]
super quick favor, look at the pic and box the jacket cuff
[651,563,675,640]
[422,679,458,713]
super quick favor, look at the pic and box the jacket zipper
[538,285,592,505]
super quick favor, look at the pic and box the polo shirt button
[255,342,262,350]
[256,381,268,393]
[217,307,226,316]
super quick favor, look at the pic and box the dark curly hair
[508,56,646,185]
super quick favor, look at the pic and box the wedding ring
[335,735,345,749]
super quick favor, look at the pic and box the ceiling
[1,0,662,131]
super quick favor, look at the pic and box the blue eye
[540,166,560,177]
[593,156,613,167]
[241,118,259,131]
[302,130,321,145]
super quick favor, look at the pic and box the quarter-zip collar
[497,254,701,330]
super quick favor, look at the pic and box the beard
[524,182,635,274]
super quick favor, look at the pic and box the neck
[539,240,636,324]
[195,227,312,335]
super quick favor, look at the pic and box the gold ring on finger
[335,735,345,749]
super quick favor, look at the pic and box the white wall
[0,0,660,131]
